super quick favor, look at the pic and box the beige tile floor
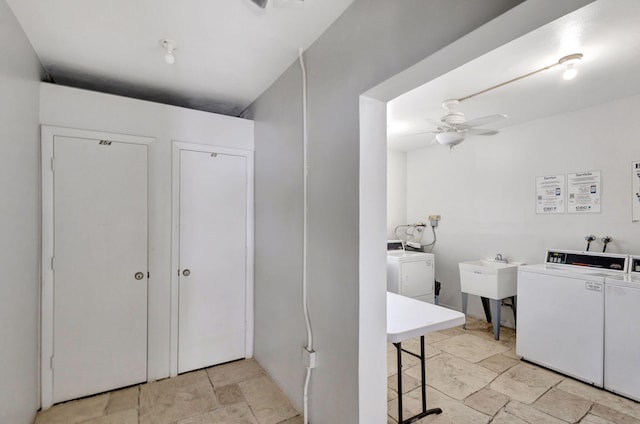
[34,359,302,424]
[34,316,640,424]
[387,317,640,424]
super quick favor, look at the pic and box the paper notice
[568,170,601,213]
[536,175,565,214]
[633,162,640,221]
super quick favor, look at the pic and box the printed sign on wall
[536,174,565,214]
[633,162,640,222]
[568,170,601,213]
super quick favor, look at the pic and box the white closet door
[53,136,148,403]
[178,150,247,373]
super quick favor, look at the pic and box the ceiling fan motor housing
[442,111,466,125]
[440,99,466,125]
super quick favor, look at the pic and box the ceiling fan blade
[400,129,441,137]
[466,128,499,136]
[424,117,442,126]
[251,0,269,8]
[464,113,507,128]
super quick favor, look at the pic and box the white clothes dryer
[387,251,435,304]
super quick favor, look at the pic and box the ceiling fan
[419,99,507,147]
[400,53,585,149]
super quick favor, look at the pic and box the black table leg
[397,341,403,423]
[420,336,426,413]
[394,336,442,423]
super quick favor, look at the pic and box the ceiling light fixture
[435,131,466,146]
[559,53,583,80]
[160,39,177,65]
[457,52,584,102]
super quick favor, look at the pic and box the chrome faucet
[494,253,508,263]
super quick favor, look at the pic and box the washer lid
[387,250,433,260]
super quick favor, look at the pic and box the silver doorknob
[182,269,191,277]
[134,272,144,280]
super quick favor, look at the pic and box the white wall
[39,83,253,381]
[358,96,388,421]
[0,1,43,423]
[387,150,407,239]
[247,0,529,422]
[405,94,640,326]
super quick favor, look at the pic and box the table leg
[394,337,442,423]
[420,336,426,412]
[396,342,403,423]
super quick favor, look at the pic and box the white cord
[299,47,313,424]
[303,367,311,422]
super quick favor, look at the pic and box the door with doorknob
[178,149,247,373]
[52,136,148,403]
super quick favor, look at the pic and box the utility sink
[459,259,521,340]
[459,260,520,299]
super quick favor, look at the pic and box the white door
[53,136,148,403]
[178,150,247,373]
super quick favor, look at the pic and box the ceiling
[6,0,354,116]
[387,0,640,151]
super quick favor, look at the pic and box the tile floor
[34,359,302,424]
[34,316,640,424]
[387,317,640,423]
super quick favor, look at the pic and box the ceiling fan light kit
[435,131,465,146]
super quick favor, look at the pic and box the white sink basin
[459,260,520,299]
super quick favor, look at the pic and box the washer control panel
[631,256,640,274]
[546,249,628,272]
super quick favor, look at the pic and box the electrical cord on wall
[422,225,437,252]
[299,47,314,424]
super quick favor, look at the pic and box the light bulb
[558,53,582,81]
[160,39,178,65]
[563,65,577,80]
[164,51,175,65]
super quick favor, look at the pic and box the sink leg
[481,297,492,323]
[489,299,501,340]
[511,296,517,328]
[461,292,468,329]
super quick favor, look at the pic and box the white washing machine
[604,255,640,401]
[387,250,435,304]
[517,249,628,387]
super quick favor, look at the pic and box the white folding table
[387,292,465,423]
